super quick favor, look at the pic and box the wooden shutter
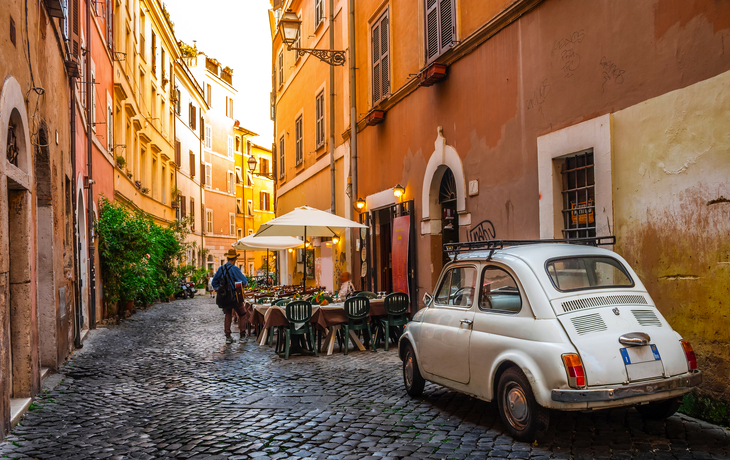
[180,195,186,217]
[189,151,196,176]
[174,140,181,166]
[259,191,264,210]
[200,161,206,184]
[199,116,205,139]
[70,0,80,57]
[372,10,389,105]
[425,0,455,63]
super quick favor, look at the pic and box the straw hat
[225,249,239,259]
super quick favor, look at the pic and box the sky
[164,0,274,146]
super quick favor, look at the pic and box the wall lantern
[332,236,340,244]
[247,155,258,172]
[278,10,346,66]
[278,10,301,47]
[393,184,405,199]
[355,198,366,210]
[288,248,293,253]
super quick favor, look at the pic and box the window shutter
[230,99,233,118]
[425,0,439,61]
[372,21,381,106]
[259,191,263,210]
[380,15,389,100]
[71,0,80,57]
[190,151,196,176]
[174,140,181,166]
[200,161,206,184]
[439,0,455,50]
[180,195,186,217]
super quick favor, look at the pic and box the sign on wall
[392,216,410,295]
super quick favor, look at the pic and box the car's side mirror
[423,292,433,307]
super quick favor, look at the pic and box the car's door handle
[460,319,473,325]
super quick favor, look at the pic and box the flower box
[420,63,448,87]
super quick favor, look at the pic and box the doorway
[439,168,459,266]
[77,193,88,331]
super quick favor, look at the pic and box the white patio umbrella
[254,206,368,287]
[231,235,304,286]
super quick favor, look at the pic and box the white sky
[164,0,274,146]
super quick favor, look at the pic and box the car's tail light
[562,353,586,388]
[681,340,697,371]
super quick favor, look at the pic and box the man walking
[212,249,248,343]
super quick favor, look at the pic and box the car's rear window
[545,256,633,292]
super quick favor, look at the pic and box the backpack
[215,265,236,307]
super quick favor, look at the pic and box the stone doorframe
[420,127,470,235]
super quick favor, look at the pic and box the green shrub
[96,197,190,310]
[679,391,730,428]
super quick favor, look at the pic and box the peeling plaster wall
[613,69,730,401]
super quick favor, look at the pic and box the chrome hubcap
[504,383,529,430]
[404,353,414,387]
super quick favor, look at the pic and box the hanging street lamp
[278,10,346,66]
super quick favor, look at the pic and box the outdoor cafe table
[251,299,396,355]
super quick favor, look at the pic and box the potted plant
[126,169,133,179]
[116,155,126,169]
[141,187,150,194]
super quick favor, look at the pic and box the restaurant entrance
[358,200,416,310]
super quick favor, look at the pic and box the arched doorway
[35,127,58,369]
[76,190,89,330]
[439,168,459,265]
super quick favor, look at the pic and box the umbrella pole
[266,248,270,286]
[302,227,307,291]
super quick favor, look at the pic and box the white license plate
[621,345,665,381]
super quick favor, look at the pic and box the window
[315,0,324,27]
[206,209,213,233]
[180,194,186,217]
[434,266,476,307]
[107,105,113,151]
[227,135,234,158]
[226,96,234,118]
[235,166,243,184]
[139,13,145,61]
[248,229,254,236]
[188,103,197,130]
[546,257,634,293]
[246,170,253,186]
[315,91,325,148]
[205,124,212,150]
[190,197,195,227]
[278,51,284,88]
[235,136,241,152]
[425,0,456,63]
[151,31,157,75]
[206,83,211,107]
[229,213,235,235]
[260,191,271,211]
[561,150,596,239]
[236,198,243,214]
[204,163,212,188]
[189,151,196,177]
[279,136,285,179]
[227,171,234,194]
[480,267,522,313]
[237,229,243,238]
[293,14,302,53]
[295,116,303,165]
[246,199,253,215]
[259,158,269,176]
[371,10,390,106]
[90,69,96,131]
[174,88,181,114]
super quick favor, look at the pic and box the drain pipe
[329,0,336,215]
[349,0,357,206]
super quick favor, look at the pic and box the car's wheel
[497,367,549,442]
[635,397,681,420]
[403,344,425,397]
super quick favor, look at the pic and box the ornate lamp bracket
[289,47,346,66]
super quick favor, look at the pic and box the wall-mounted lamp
[355,198,366,210]
[288,248,293,253]
[332,236,340,244]
[393,184,405,199]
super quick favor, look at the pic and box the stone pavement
[1,296,728,460]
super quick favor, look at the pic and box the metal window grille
[561,149,596,239]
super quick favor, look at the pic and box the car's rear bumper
[551,371,702,403]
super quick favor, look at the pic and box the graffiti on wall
[468,220,496,242]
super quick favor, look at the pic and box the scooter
[174,280,195,299]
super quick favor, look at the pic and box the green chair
[280,300,317,360]
[354,291,377,299]
[342,297,372,355]
[378,292,409,351]
[257,297,275,304]
[275,298,291,306]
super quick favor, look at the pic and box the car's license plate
[621,345,664,381]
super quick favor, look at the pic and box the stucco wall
[613,69,730,401]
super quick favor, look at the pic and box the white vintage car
[398,239,701,441]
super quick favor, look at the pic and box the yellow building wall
[613,69,730,400]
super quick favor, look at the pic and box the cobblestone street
[1,297,728,460]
